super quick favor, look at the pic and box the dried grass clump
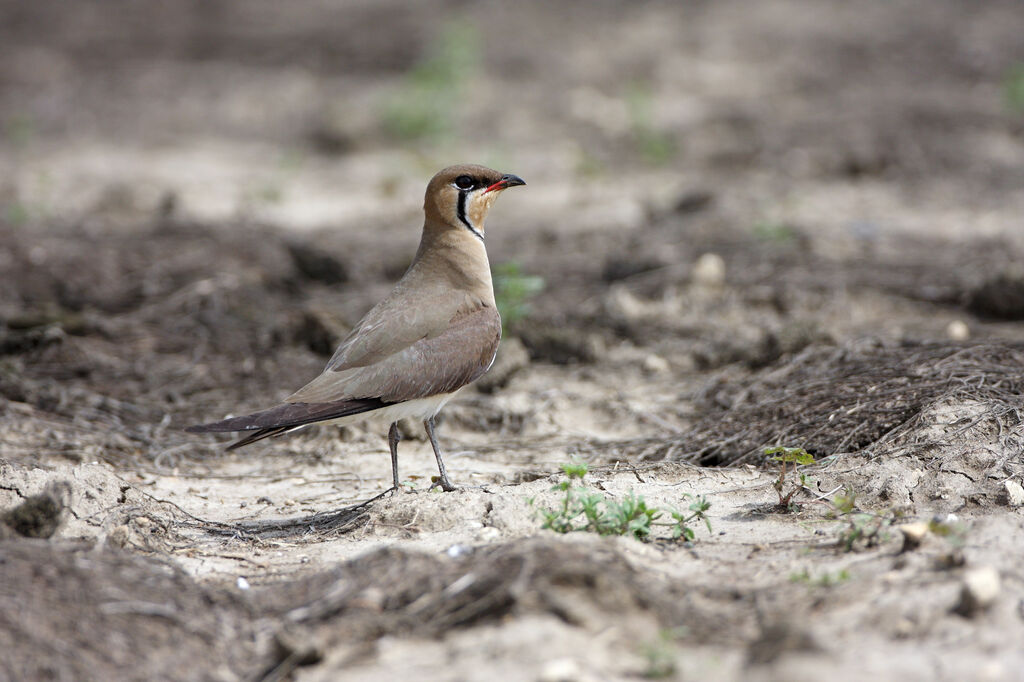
[639,341,1024,467]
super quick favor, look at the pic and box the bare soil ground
[2,1,1024,680]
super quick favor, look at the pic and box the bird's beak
[483,173,526,194]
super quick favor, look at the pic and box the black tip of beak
[501,174,526,188]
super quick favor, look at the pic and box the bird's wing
[321,280,479,371]
[285,304,501,404]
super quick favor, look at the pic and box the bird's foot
[428,475,459,493]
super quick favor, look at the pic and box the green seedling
[382,20,479,141]
[640,629,684,679]
[4,114,34,148]
[1005,63,1024,115]
[531,461,712,542]
[492,261,545,333]
[928,516,968,549]
[625,83,676,166]
[765,446,816,511]
[5,202,29,226]
[830,488,900,552]
[753,221,800,245]
[790,568,850,587]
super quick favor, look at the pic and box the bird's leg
[424,417,457,492]
[387,421,401,491]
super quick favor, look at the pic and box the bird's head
[423,164,525,240]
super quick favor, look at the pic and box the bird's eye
[454,175,474,190]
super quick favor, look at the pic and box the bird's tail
[185,397,388,450]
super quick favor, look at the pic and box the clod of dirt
[0,539,261,680]
[0,325,65,357]
[293,309,348,357]
[953,567,1001,618]
[517,324,603,365]
[966,271,1024,320]
[1,483,68,539]
[601,256,664,282]
[262,627,324,680]
[672,189,715,215]
[258,538,751,645]
[476,337,530,393]
[286,240,350,285]
[306,123,355,156]
[745,622,819,666]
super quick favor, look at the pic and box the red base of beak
[484,173,527,194]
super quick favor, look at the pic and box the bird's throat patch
[456,190,485,241]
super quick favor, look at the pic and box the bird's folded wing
[286,305,501,404]
[323,287,483,371]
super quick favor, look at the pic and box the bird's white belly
[317,391,460,429]
[370,391,460,422]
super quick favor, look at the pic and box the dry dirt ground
[2,1,1024,680]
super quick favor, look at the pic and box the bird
[186,164,525,492]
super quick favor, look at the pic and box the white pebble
[446,544,471,558]
[540,658,582,682]
[692,253,726,287]
[642,354,670,374]
[946,320,970,341]
[1004,479,1024,507]
[956,567,1000,616]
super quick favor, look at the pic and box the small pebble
[540,658,581,682]
[446,544,471,558]
[954,566,1000,617]
[1003,479,1024,507]
[642,354,669,374]
[946,320,970,341]
[692,253,726,287]
[898,522,929,551]
[236,577,251,591]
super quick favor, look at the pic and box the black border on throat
[456,190,484,241]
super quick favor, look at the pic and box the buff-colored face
[425,164,526,239]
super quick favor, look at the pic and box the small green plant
[765,446,816,510]
[382,20,479,140]
[5,202,29,226]
[625,83,676,166]
[4,114,34,148]
[530,461,712,541]
[928,515,968,549]
[753,221,800,245]
[790,567,850,587]
[492,261,545,333]
[829,488,899,552]
[242,151,304,209]
[1004,63,1024,116]
[573,147,606,178]
[640,629,683,679]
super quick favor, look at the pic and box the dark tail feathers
[185,397,389,450]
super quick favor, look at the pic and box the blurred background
[3,0,1022,239]
[2,0,1024,464]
